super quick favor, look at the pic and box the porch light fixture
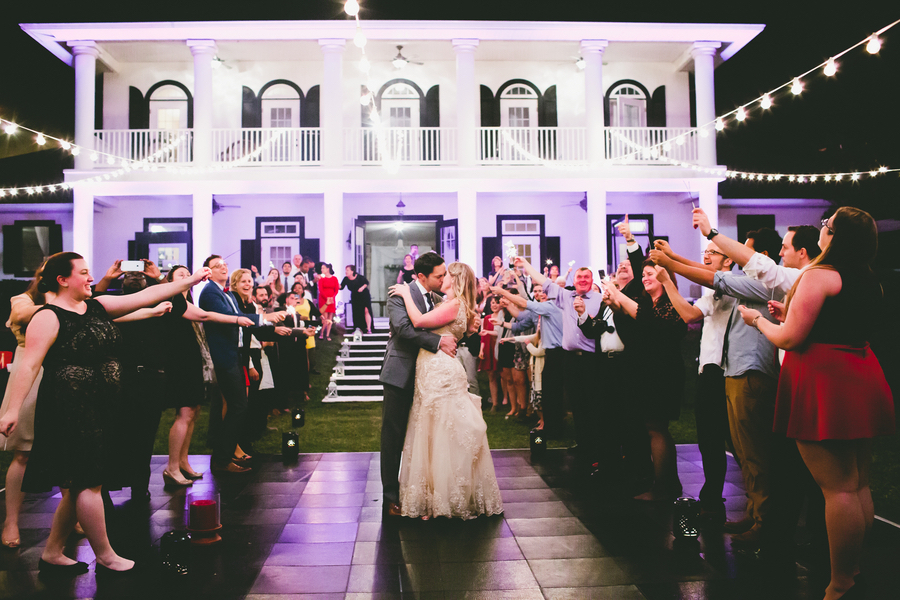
[392,55,408,70]
[575,57,585,70]
[866,34,881,54]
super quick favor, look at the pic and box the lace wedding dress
[399,301,504,519]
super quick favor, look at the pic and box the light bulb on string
[353,28,367,48]
[60,140,71,150]
[89,152,98,162]
[866,35,881,54]
[107,156,115,165]
[36,134,46,145]
[879,166,888,173]
[791,78,803,95]
[760,94,772,109]
[735,107,746,121]
[715,118,725,131]
[823,57,837,76]
[71,146,80,156]
[851,173,860,181]
[360,89,373,106]
[3,122,17,134]
[359,56,370,73]
[699,128,709,138]
[575,57,585,70]
[344,0,360,17]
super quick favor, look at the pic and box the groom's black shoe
[384,502,403,518]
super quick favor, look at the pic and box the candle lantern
[529,429,546,459]
[334,362,345,377]
[340,344,350,358]
[291,407,305,428]
[353,328,363,342]
[186,491,222,545]
[326,379,339,399]
[673,497,700,540]
[282,431,300,460]
[160,530,191,575]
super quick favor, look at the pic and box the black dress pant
[540,348,565,434]
[211,363,250,465]
[595,352,650,478]
[695,364,731,508]
[563,350,601,464]
[380,382,414,505]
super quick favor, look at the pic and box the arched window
[608,83,647,127]
[261,83,301,128]
[500,84,538,129]
[149,85,188,130]
[381,82,421,129]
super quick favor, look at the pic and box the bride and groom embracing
[378,252,503,520]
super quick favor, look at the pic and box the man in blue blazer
[199,254,272,473]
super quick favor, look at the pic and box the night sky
[1,1,898,218]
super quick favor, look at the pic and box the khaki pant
[725,371,777,525]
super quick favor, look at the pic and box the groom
[379,252,457,517]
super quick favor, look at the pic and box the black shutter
[544,237,560,272]
[303,85,320,127]
[480,85,499,126]
[128,86,149,129]
[688,73,696,128]
[538,85,557,127]
[649,86,667,127]
[422,85,440,127]
[242,86,261,128]
[240,239,257,270]
[95,74,104,130]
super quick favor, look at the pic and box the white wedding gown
[399,301,504,519]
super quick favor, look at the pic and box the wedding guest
[0,252,210,574]
[298,257,319,299]
[478,295,503,412]
[397,254,416,284]
[288,254,304,278]
[341,265,373,334]
[0,265,52,549]
[600,260,687,501]
[317,263,339,341]
[280,261,294,295]
[265,267,285,298]
[476,278,490,315]
[275,292,318,406]
[487,256,505,286]
[249,264,267,286]
[737,207,894,600]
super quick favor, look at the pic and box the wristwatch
[157,274,166,281]
[706,228,719,241]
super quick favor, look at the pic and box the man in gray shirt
[651,228,783,548]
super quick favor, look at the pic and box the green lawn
[2,328,898,524]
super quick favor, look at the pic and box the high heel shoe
[162,470,193,487]
[38,558,89,575]
[1,538,20,549]
[95,562,136,576]
[180,468,203,480]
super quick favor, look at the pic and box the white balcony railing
[343,127,457,165]
[212,128,321,165]
[605,127,699,164]
[479,127,586,165]
[93,129,194,164]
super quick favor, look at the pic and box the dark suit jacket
[198,282,262,367]
[580,243,645,344]
[379,284,441,390]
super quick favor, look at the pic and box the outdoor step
[343,341,388,347]
[336,379,381,387]
[341,365,382,373]
[333,385,382,395]
[347,350,385,358]
[322,395,383,403]
[336,375,381,381]
[337,358,383,367]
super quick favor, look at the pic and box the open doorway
[362,219,435,316]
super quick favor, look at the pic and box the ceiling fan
[391,45,423,70]
[562,192,588,212]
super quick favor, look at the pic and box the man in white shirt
[288,254,304,278]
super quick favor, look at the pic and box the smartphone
[597,269,606,280]
[120,260,145,272]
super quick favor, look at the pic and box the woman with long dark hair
[0,252,209,574]
[602,259,687,501]
[738,208,894,600]
[341,265,373,334]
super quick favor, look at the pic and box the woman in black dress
[341,265,373,334]
[397,254,416,285]
[0,252,210,575]
[602,259,687,501]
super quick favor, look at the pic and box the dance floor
[0,445,896,599]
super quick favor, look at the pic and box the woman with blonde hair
[388,262,502,520]
[738,207,893,600]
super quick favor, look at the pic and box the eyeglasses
[821,218,834,235]
[210,261,228,269]
[702,250,726,257]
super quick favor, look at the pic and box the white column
[323,190,344,267]
[188,40,217,166]
[692,42,721,167]
[697,180,719,255]
[72,185,94,266]
[192,190,213,272]
[457,189,477,266]
[319,39,346,168]
[581,40,608,167]
[452,39,479,167]
[72,42,99,171]
[586,187,608,272]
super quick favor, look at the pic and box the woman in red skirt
[738,207,894,600]
[478,295,502,412]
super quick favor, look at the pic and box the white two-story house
[2,19,831,312]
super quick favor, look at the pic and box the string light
[35,134,46,145]
[3,122,17,134]
[353,28,367,48]
[344,0,360,17]
[791,78,803,95]
[866,34,881,54]
[735,107,746,121]
[715,118,725,131]
[724,165,896,184]
[823,57,837,76]
[575,57,585,70]
[760,94,772,109]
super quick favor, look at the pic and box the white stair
[324,326,390,403]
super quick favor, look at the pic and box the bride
[389,261,503,520]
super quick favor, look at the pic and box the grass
[2,326,899,524]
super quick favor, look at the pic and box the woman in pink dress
[317,263,339,341]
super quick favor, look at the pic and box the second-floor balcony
[92,126,701,169]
